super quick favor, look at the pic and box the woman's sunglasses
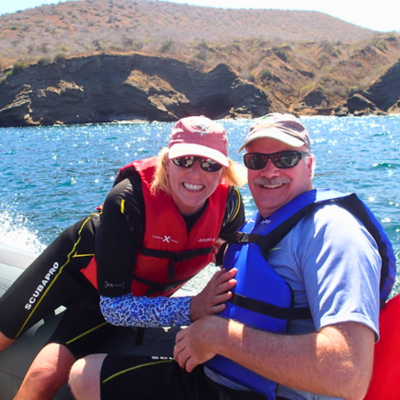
[172,156,224,172]
[243,151,309,170]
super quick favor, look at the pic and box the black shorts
[100,355,268,400]
[0,213,123,357]
[48,295,136,359]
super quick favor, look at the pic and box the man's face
[246,138,314,218]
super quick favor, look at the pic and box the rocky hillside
[1,0,400,126]
[0,54,270,126]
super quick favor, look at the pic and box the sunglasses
[171,156,224,172]
[243,151,309,170]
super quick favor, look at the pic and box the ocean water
[1,116,400,295]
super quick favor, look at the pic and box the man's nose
[259,158,280,176]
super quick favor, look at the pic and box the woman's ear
[219,167,226,183]
[165,158,170,175]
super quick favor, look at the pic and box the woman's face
[166,157,224,214]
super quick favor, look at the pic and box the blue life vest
[206,188,396,399]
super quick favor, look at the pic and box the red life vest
[82,157,229,297]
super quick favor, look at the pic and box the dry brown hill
[1,0,400,123]
[0,0,380,70]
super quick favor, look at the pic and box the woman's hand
[189,268,237,322]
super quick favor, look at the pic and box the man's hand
[174,315,223,372]
[190,268,237,321]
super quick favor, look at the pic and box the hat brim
[169,143,229,167]
[238,129,305,152]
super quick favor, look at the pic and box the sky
[1,0,399,33]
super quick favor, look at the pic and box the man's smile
[253,177,291,190]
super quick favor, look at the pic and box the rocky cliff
[348,60,400,115]
[0,54,270,127]
[1,50,400,128]
[292,56,400,117]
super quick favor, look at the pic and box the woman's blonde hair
[150,147,247,195]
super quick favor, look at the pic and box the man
[70,113,393,400]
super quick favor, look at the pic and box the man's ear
[307,155,315,178]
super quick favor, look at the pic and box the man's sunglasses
[243,151,309,170]
[172,156,224,172]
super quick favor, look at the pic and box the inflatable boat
[0,244,180,400]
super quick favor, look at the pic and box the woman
[0,116,245,399]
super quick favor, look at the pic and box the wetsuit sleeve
[100,294,192,327]
[96,175,145,297]
[218,186,245,240]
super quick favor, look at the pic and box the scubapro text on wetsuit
[24,262,60,310]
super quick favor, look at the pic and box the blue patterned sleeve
[100,294,192,327]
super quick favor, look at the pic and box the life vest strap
[232,232,278,252]
[132,273,196,296]
[138,245,213,262]
[215,241,229,266]
[333,194,391,296]
[230,292,312,320]
[232,201,321,254]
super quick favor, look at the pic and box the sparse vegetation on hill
[0,0,384,70]
[1,0,400,120]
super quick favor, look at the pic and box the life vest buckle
[234,232,250,243]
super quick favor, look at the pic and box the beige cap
[239,113,311,152]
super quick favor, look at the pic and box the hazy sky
[1,0,399,33]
